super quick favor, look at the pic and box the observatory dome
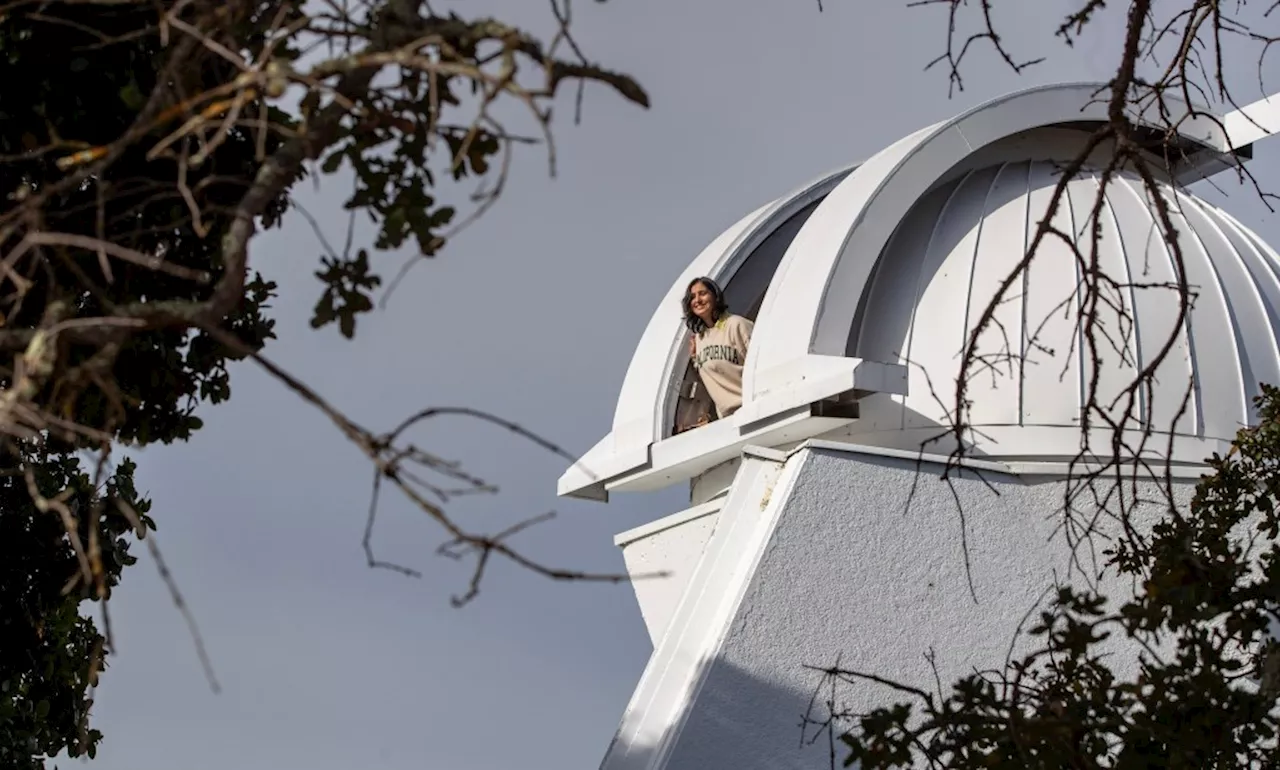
[839,159,1280,460]
[559,82,1280,501]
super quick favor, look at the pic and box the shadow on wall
[602,656,841,770]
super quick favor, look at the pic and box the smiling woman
[680,277,754,429]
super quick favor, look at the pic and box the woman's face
[689,282,715,322]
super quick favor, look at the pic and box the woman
[684,276,753,422]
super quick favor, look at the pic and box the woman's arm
[734,317,754,360]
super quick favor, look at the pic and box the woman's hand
[688,334,697,360]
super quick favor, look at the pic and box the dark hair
[682,276,729,335]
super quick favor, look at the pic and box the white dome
[841,159,1280,458]
[560,82,1273,500]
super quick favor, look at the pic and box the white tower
[559,82,1280,769]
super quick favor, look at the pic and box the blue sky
[71,2,1280,768]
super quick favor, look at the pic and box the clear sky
[72,1,1280,768]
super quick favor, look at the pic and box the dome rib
[1017,160,1034,425]
[1182,195,1280,422]
[1170,189,1250,434]
[1094,172,1146,427]
[911,169,986,427]
[1213,205,1280,413]
[1114,174,1199,436]
[957,162,1004,369]
[1063,166,1085,426]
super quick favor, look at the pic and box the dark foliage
[0,5,284,765]
[0,0,645,764]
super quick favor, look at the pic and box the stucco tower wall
[657,447,1194,770]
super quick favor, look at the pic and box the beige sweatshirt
[693,314,754,418]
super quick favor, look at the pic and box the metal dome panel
[843,160,1280,459]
